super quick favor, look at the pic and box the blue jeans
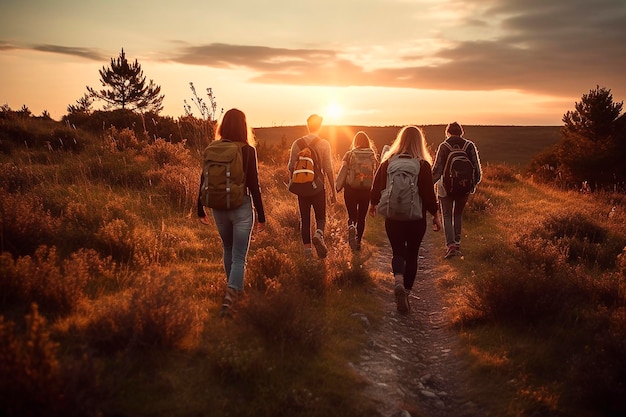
[439,194,469,247]
[211,195,254,291]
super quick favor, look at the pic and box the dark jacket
[197,143,266,223]
[370,157,439,218]
[431,135,482,194]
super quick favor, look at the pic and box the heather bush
[129,269,203,349]
[241,283,327,355]
[484,162,518,183]
[246,246,296,292]
[0,246,93,315]
[536,212,626,268]
[0,192,61,256]
[0,304,66,417]
[79,269,203,353]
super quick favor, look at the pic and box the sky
[1,0,625,128]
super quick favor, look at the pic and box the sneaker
[444,244,458,259]
[348,224,357,250]
[304,246,313,258]
[394,283,409,314]
[219,287,238,318]
[312,229,328,259]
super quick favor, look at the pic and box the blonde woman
[369,126,441,314]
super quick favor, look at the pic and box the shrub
[80,269,203,353]
[129,270,202,349]
[537,212,626,268]
[0,246,93,315]
[0,304,66,417]
[246,246,295,292]
[0,192,61,257]
[241,284,326,355]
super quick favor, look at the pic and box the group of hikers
[198,108,482,317]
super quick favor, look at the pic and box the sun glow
[325,101,345,123]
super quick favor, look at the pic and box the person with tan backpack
[335,131,378,250]
[198,108,266,317]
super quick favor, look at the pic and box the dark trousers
[343,185,370,241]
[439,193,469,247]
[385,217,427,291]
[297,190,326,245]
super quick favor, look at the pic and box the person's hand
[369,204,377,217]
[432,214,442,232]
[199,216,211,225]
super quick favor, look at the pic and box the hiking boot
[348,224,357,250]
[394,283,409,314]
[219,287,238,318]
[312,229,328,259]
[444,244,458,259]
[405,290,411,313]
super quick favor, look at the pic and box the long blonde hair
[382,125,432,164]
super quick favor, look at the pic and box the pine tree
[87,48,164,113]
[556,86,624,189]
[67,93,94,115]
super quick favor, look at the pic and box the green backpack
[200,140,246,210]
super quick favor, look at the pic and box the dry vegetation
[1,110,624,417]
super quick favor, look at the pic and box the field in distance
[254,125,560,168]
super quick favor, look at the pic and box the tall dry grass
[0,116,379,417]
[438,163,626,416]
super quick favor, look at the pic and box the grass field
[1,112,624,417]
[254,124,561,167]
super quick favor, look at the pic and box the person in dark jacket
[431,122,482,259]
[370,125,441,314]
[198,108,266,317]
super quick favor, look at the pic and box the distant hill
[254,125,561,168]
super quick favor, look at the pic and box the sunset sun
[325,101,345,123]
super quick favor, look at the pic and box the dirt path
[351,230,493,417]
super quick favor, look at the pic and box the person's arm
[245,146,266,224]
[287,140,298,175]
[431,143,446,183]
[469,141,482,185]
[369,160,388,216]
[322,140,337,202]
[418,160,439,217]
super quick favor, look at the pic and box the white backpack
[377,154,422,221]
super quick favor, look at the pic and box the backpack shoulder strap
[309,136,321,148]
[296,137,307,150]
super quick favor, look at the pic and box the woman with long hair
[369,126,441,314]
[335,131,378,250]
[198,108,266,317]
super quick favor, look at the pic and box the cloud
[0,40,17,51]
[31,44,106,61]
[167,1,626,98]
